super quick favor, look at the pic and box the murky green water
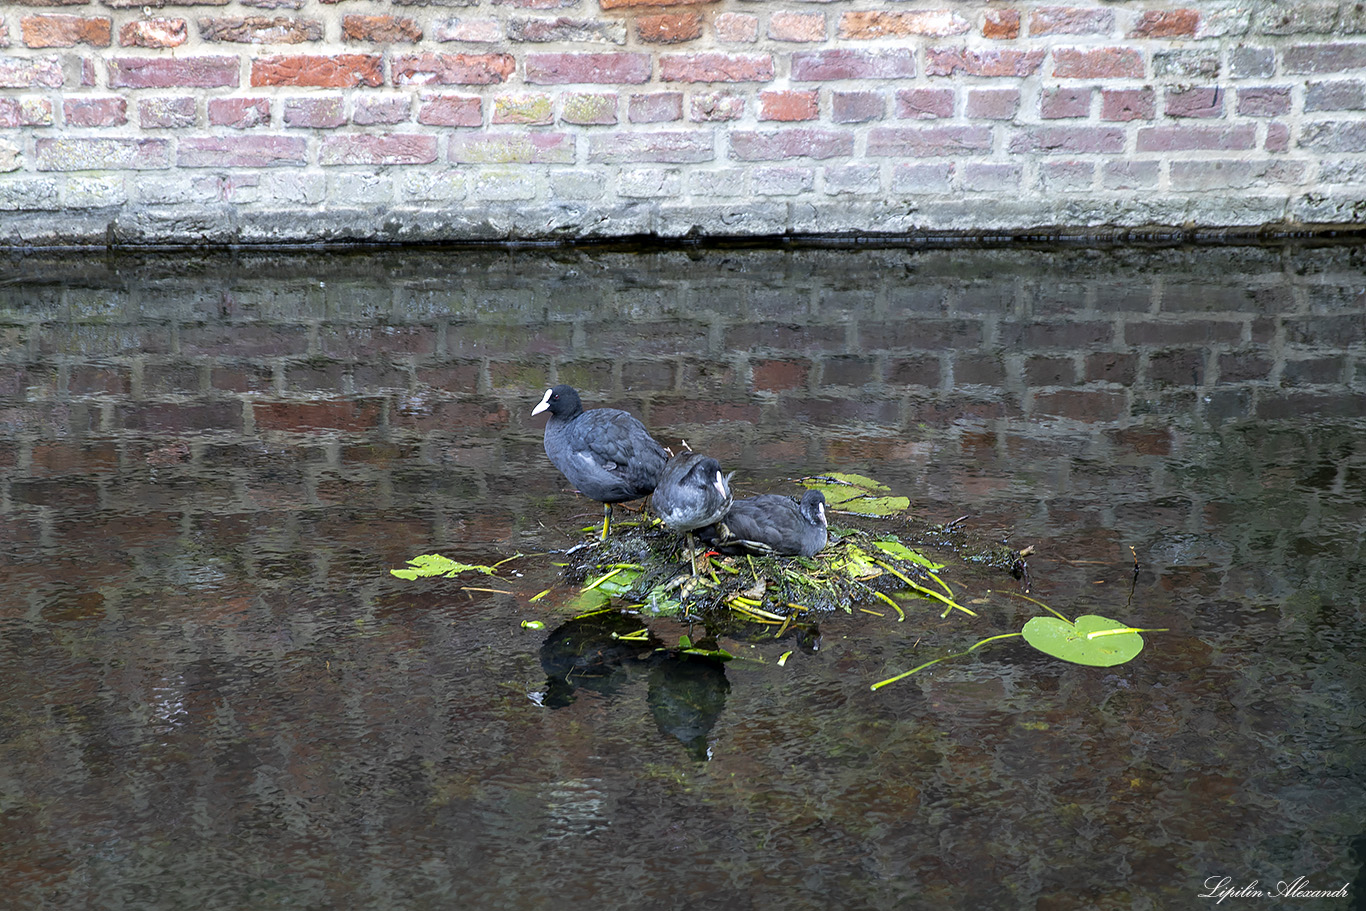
[1,243,1363,910]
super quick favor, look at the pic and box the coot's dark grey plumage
[532,384,668,540]
[701,490,828,558]
[652,451,733,572]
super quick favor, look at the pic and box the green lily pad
[799,473,910,517]
[1022,614,1145,667]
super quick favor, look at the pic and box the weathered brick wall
[0,2,1364,245]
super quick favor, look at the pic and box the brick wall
[5,1,1360,245]
[1,1,1364,245]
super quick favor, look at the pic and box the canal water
[1,243,1363,910]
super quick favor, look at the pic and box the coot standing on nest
[532,384,668,540]
[701,489,828,558]
[652,451,733,573]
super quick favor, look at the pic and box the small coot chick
[532,384,668,540]
[652,451,733,572]
[701,489,828,558]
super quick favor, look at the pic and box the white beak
[531,388,552,416]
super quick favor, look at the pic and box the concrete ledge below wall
[3,195,1365,250]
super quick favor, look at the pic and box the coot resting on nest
[532,384,668,540]
[652,451,733,572]
[701,490,828,558]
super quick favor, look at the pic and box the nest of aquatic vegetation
[560,511,1023,633]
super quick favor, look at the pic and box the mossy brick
[488,359,556,392]
[562,92,618,125]
[493,92,554,125]
[416,362,481,392]
[144,362,205,395]
[651,397,761,427]
[621,359,674,389]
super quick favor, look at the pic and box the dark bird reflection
[538,612,730,761]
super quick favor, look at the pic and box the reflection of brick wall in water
[0,2,1364,244]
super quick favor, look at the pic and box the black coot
[532,384,668,540]
[701,489,828,558]
[652,451,733,572]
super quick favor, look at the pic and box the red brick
[1285,44,1366,75]
[759,89,818,122]
[284,95,345,127]
[36,137,169,170]
[792,48,915,80]
[417,93,482,126]
[0,57,64,88]
[714,12,758,43]
[1136,125,1256,152]
[1165,86,1223,118]
[208,97,270,128]
[832,89,883,123]
[894,87,954,118]
[637,13,702,43]
[119,19,186,48]
[254,400,384,434]
[109,56,238,88]
[1040,86,1092,118]
[752,359,808,391]
[398,52,519,86]
[138,96,195,128]
[839,10,968,40]
[319,134,438,165]
[966,87,1019,119]
[729,127,851,160]
[1100,87,1154,121]
[1033,389,1127,421]
[201,17,322,44]
[63,96,125,126]
[925,47,1045,77]
[1129,9,1199,38]
[868,125,991,157]
[629,91,682,122]
[1052,47,1144,78]
[178,136,307,167]
[599,0,712,8]
[354,95,411,125]
[983,9,1019,39]
[660,52,773,83]
[525,52,650,84]
[1028,7,1113,36]
[1008,125,1125,154]
[1265,122,1290,152]
[21,14,111,47]
[343,14,420,43]
[250,54,382,88]
[0,97,54,127]
[771,11,825,42]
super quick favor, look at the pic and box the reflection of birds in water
[537,612,661,708]
[647,657,730,762]
[536,612,730,760]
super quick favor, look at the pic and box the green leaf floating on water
[872,539,945,571]
[391,554,498,580]
[1022,614,1146,667]
[800,473,910,517]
